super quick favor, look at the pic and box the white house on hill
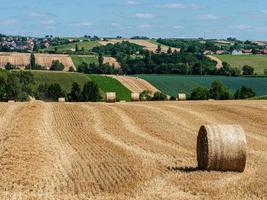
[232,50,243,55]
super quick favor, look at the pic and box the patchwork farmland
[0,101,266,199]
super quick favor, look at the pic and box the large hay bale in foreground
[197,124,247,172]
[105,92,116,103]
[58,98,65,102]
[131,93,140,101]
[177,93,186,101]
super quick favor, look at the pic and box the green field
[71,55,98,67]
[32,71,90,92]
[44,41,100,53]
[88,75,131,101]
[215,54,267,75]
[137,75,267,97]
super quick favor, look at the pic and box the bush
[264,68,267,76]
[140,90,153,101]
[50,60,64,71]
[151,92,167,101]
[209,81,232,100]
[68,82,82,102]
[242,65,254,75]
[191,87,210,100]
[5,62,16,70]
[47,83,65,101]
[234,86,256,99]
[82,81,101,102]
[169,96,176,101]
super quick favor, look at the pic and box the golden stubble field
[0,101,266,200]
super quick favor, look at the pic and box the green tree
[140,90,153,101]
[0,77,6,101]
[47,83,65,101]
[191,87,210,100]
[30,53,36,69]
[242,65,254,75]
[82,81,101,102]
[98,53,104,66]
[50,60,64,71]
[264,68,267,75]
[167,47,172,54]
[5,73,21,100]
[209,81,232,100]
[156,44,161,53]
[69,82,82,102]
[234,86,256,99]
[75,44,79,52]
[37,83,49,100]
[151,92,167,101]
[5,62,16,70]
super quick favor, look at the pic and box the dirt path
[206,55,223,69]
[103,57,121,69]
[108,75,159,94]
[0,101,266,199]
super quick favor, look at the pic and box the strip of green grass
[71,55,98,67]
[215,54,267,75]
[88,75,131,101]
[45,41,100,53]
[32,71,90,92]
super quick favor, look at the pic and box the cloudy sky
[0,0,267,39]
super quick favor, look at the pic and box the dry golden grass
[109,75,159,94]
[0,101,266,199]
[0,53,74,71]
[103,57,121,69]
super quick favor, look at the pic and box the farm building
[232,50,243,55]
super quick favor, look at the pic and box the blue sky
[1,0,267,40]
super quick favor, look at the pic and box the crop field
[0,53,74,71]
[98,39,180,53]
[109,75,159,94]
[32,71,90,92]
[137,75,267,97]
[44,41,101,53]
[0,100,266,199]
[215,54,267,75]
[88,75,131,101]
[71,55,98,67]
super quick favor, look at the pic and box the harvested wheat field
[103,57,121,69]
[109,75,159,94]
[0,101,266,199]
[99,39,180,53]
[0,53,30,68]
[0,53,75,71]
[35,54,75,71]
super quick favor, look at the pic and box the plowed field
[0,101,266,199]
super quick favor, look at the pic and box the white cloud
[29,12,47,17]
[1,19,16,25]
[137,24,153,28]
[159,4,186,9]
[127,0,138,5]
[70,22,92,27]
[135,13,155,19]
[230,24,252,30]
[40,19,56,25]
[173,25,184,29]
[198,14,219,20]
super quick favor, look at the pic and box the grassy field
[44,41,100,53]
[137,75,267,97]
[32,71,90,92]
[71,55,98,67]
[88,75,131,101]
[215,54,267,75]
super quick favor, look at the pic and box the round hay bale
[58,97,65,102]
[105,92,116,103]
[8,100,15,103]
[177,93,186,101]
[197,124,247,172]
[131,93,140,101]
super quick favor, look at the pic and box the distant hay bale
[177,93,186,101]
[120,100,126,103]
[197,124,247,172]
[105,92,116,103]
[131,93,140,101]
[8,100,15,103]
[58,97,65,102]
